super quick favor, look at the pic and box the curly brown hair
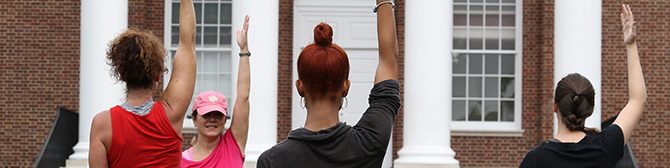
[107,28,167,91]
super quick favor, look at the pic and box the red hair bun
[314,22,333,47]
[297,22,350,97]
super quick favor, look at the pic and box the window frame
[450,0,523,135]
[163,0,235,131]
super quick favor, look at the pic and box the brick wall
[0,1,81,167]
[128,0,166,100]
[392,0,406,160]
[277,0,294,143]
[602,1,670,167]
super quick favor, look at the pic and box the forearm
[173,0,196,79]
[374,1,399,82]
[626,42,647,102]
[179,0,196,48]
[236,57,250,100]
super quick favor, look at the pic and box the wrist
[240,48,249,53]
[373,1,394,13]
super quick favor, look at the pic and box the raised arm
[231,15,251,153]
[613,4,647,143]
[160,0,196,135]
[373,0,399,84]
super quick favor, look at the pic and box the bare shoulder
[91,110,112,146]
[92,110,111,128]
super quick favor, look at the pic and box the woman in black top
[520,4,647,168]
[257,0,400,167]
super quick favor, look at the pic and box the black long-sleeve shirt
[257,80,401,168]
[520,124,625,168]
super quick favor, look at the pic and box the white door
[292,0,392,167]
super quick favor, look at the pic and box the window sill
[451,129,524,137]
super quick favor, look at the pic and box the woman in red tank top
[87,0,197,167]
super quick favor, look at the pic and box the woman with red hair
[257,0,400,167]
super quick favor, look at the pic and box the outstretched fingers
[243,15,250,32]
[237,15,250,51]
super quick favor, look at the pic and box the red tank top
[107,101,182,167]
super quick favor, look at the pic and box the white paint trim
[451,129,524,137]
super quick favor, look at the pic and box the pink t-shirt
[181,130,244,168]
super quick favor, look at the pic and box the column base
[394,146,459,168]
[244,160,257,168]
[242,143,273,168]
[65,159,87,168]
[394,163,460,168]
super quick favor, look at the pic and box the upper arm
[612,100,645,143]
[353,80,401,150]
[89,111,111,168]
[601,124,625,160]
[256,149,272,168]
[160,46,196,128]
[519,152,537,168]
[230,98,250,154]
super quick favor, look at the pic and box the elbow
[630,90,648,104]
[640,91,648,103]
[236,94,250,102]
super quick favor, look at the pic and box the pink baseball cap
[192,91,228,116]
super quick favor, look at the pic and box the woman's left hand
[237,15,250,52]
[621,4,636,45]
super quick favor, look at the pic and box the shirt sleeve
[352,80,401,151]
[256,149,272,168]
[519,149,539,168]
[599,124,625,161]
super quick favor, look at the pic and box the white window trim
[450,0,523,135]
[163,0,235,133]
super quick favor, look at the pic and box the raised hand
[621,4,636,44]
[237,15,250,52]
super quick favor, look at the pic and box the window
[451,0,522,133]
[165,0,234,129]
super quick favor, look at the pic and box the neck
[303,96,341,132]
[126,88,154,106]
[195,133,220,152]
[554,117,586,143]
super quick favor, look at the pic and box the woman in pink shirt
[180,15,251,168]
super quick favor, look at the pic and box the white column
[67,0,127,167]
[394,0,459,167]
[232,0,279,167]
[553,0,602,135]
